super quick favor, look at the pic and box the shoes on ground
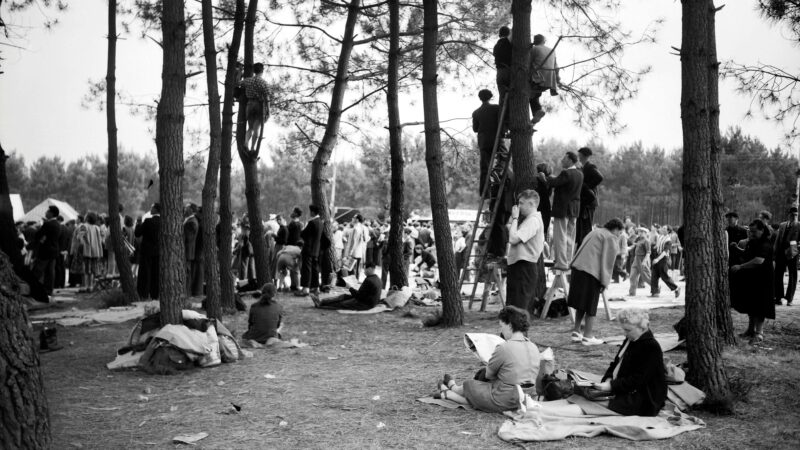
[749,333,764,345]
[310,293,320,307]
[738,330,754,339]
[649,294,660,298]
[571,331,583,342]
[294,290,308,297]
[581,336,604,346]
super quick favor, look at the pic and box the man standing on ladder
[472,89,506,196]
[548,151,583,271]
[240,62,270,151]
[507,190,545,311]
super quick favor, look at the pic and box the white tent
[10,194,24,221]
[20,198,79,223]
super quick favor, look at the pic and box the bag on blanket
[384,286,412,308]
[542,371,574,400]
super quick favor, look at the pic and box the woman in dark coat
[729,218,774,344]
[594,308,667,416]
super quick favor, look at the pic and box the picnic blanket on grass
[498,397,704,442]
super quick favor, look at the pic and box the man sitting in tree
[240,62,271,151]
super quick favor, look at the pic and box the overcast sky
[1,1,798,166]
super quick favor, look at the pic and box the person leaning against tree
[506,189,545,312]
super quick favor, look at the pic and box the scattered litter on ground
[137,395,149,402]
[264,374,276,379]
[172,432,209,445]
[371,395,380,401]
[376,422,386,429]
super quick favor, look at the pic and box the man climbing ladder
[240,62,271,152]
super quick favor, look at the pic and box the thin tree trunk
[706,1,734,345]
[0,251,51,449]
[509,0,536,189]
[310,0,361,285]
[156,0,187,325]
[236,0,270,288]
[386,0,407,288]
[218,0,245,312]
[106,0,138,304]
[422,0,462,326]
[200,0,222,320]
[680,0,731,406]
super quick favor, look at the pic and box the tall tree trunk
[509,0,536,189]
[422,0,462,327]
[0,145,24,269]
[0,251,51,449]
[106,0,138,305]
[386,0,407,288]
[680,0,731,406]
[156,1,187,326]
[236,0,270,288]
[200,0,222,320]
[706,2,734,345]
[310,0,361,285]
[218,0,246,312]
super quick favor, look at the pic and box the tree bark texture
[680,0,731,397]
[218,0,246,312]
[200,0,222,320]
[706,2,735,345]
[106,0,138,304]
[310,0,362,284]
[235,0,270,288]
[386,0,407,288]
[422,0,463,326]
[509,0,536,191]
[156,1,187,326]
[0,251,51,449]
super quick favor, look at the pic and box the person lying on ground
[241,283,283,347]
[435,306,541,413]
[311,262,382,310]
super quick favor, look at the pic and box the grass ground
[40,287,800,449]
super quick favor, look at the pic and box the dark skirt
[567,269,602,316]
[730,267,775,320]
[507,260,537,311]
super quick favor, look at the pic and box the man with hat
[576,146,603,247]
[725,211,748,246]
[773,206,800,305]
[32,205,61,296]
[628,226,651,296]
[472,88,506,196]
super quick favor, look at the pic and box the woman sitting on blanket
[436,306,540,413]
[591,308,667,416]
[241,283,283,348]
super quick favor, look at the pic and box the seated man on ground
[436,306,540,413]
[241,283,283,348]
[311,262,382,310]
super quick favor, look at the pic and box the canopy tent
[10,194,24,221]
[20,198,79,223]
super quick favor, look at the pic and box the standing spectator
[534,163,552,237]
[418,221,434,249]
[135,203,161,300]
[286,207,303,247]
[547,151,583,271]
[628,227,651,296]
[473,89,505,195]
[402,227,415,281]
[528,34,559,126]
[506,190,545,311]
[575,147,603,246]
[79,211,104,293]
[350,214,369,279]
[68,215,85,288]
[454,227,468,279]
[611,226,628,283]
[568,218,624,345]
[773,206,800,305]
[183,203,200,296]
[730,219,775,344]
[365,219,375,266]
[332,221,344,269]
[668,226,681,277]
[233,224,256,289]
[725,211,748,245]
[191,206,204,296]
[122,215,138,276]
[55,215,70,289]
[298,204,328,296]
[239,62,270,151]
[32,205,61,296]
[650,226,680,298]
[492,26,512,106]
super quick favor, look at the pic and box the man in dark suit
[55,215,70,289]
[725,211,748,245]
[576,147,603,246]
[135,203,161,300]
[534,163,553,237]
[472,89,506,195]
[312,263,382,310]
[774,206,800,305]
[547,151,583,270]
[183,203,204,296]
[298,204,329,296]
[33,205,61,296]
